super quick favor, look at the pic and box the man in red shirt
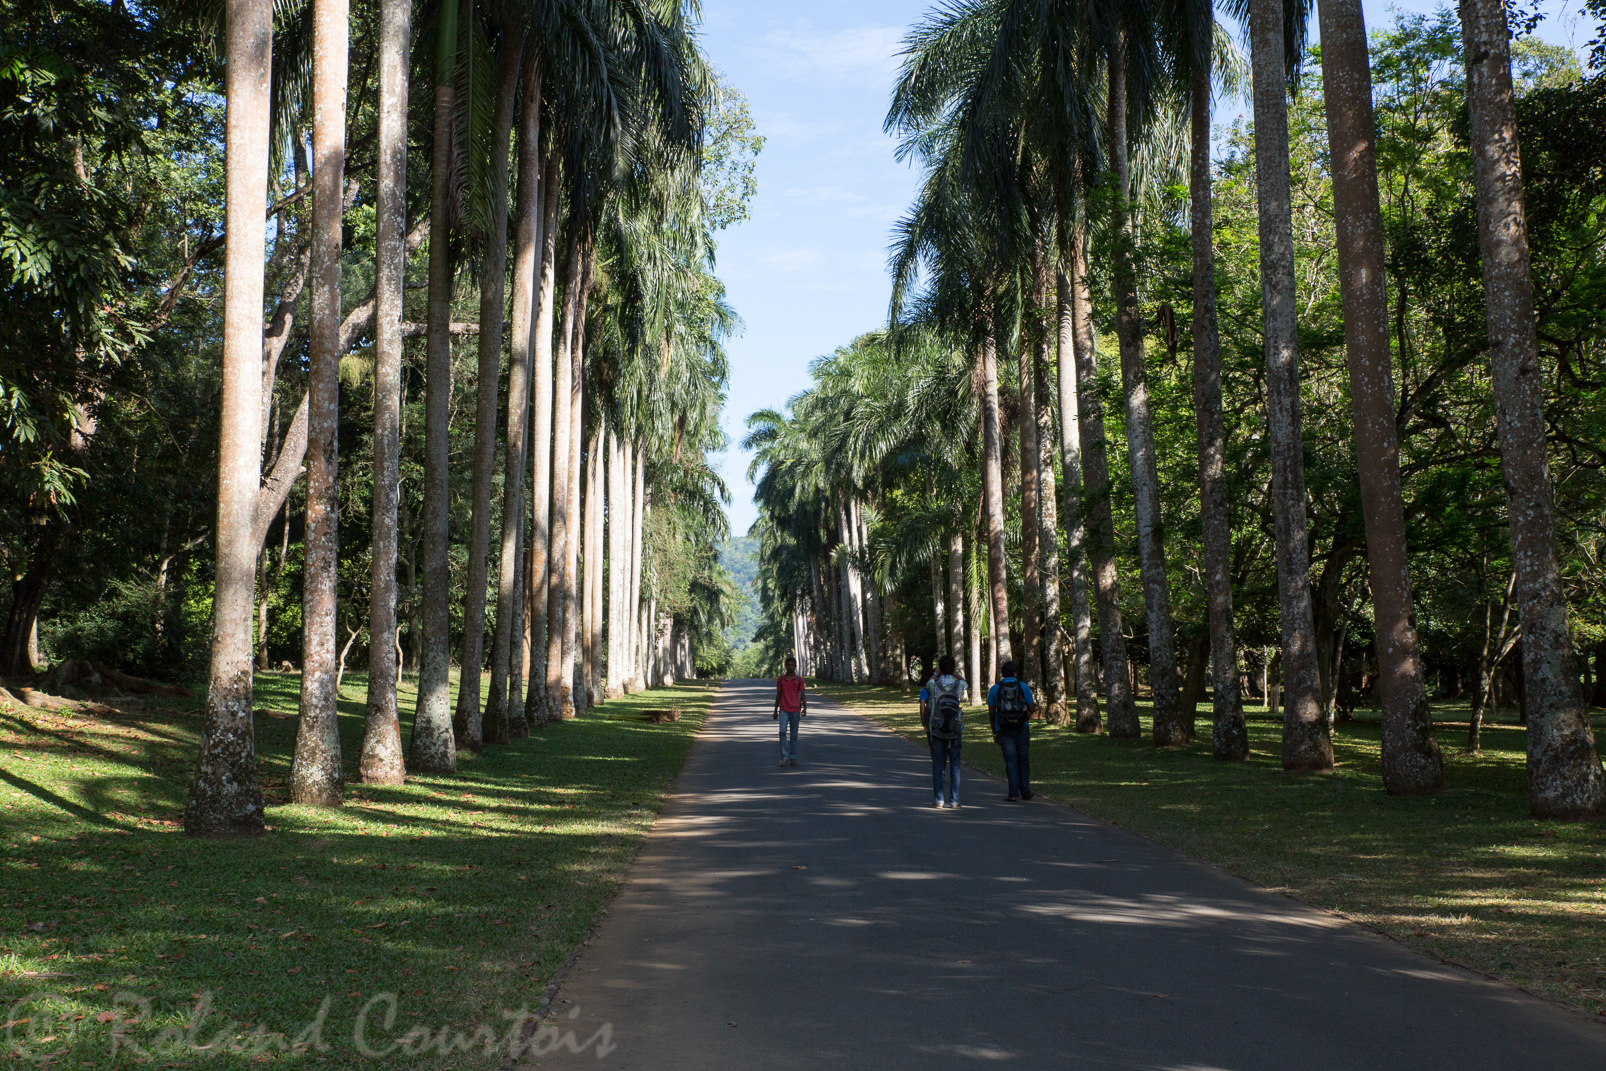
[773,656,807,767]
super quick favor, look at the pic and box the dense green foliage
[0,0,756,686]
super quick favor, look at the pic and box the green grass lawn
[0,671,717,1068]
[818,682,1606,1020]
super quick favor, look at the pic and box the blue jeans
[778,709,801,761]
[929,736,962,804]
[997,723,1030,797]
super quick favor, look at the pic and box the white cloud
[748,26,905,89]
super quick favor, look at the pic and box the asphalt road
[523,679,1606,1069]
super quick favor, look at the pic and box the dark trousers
[929,736,961,804]
[997,723,1030,797]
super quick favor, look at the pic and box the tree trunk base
[1212,711,1250,761]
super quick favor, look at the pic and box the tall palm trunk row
[187,0,729,834]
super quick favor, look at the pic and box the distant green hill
[720,536,763,652]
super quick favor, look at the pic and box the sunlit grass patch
[821,682,1606,1019]
[0,672,717,1068]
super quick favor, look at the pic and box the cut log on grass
[91,661,194,698]
[19,687,75,710]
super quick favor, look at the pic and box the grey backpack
[928,677,964,741]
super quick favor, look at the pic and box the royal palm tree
[1105,21,1187,747]
[485,46,543,744]
[411,0,459,775]
[290,0,350,805]
[456,31,525,752]
[1314,0,1441,789]
[186,0,273,836]
[359,0,411,785]
[1240,0,1331,770]
[1458,0,1605,817]
[1160,0,1249,758]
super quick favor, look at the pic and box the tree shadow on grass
[0,679,723,1070]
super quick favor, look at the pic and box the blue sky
[695,0,1596,539]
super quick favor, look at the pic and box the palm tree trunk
[523,156,560,728]
[930,551,947,659]
[979,330,1014,667]
[1108,49,1183,746]
[456,40,522,751]
[837,505,863,681]
[1188,30,1248,762]
[847,502,870,680]
[506,83,542,741]
[833,541,847,681]
[808,553,829,679]
[1036,353,1065,723]
[1070,222,1134,735]
[622,441,641,690]
[947,532,965,667]
[291,0,349,807]
[1248,0,1332,771]
[588,422,605,704]
[1315,0,1441,786]
[966,536,983,697]
[560,248,589,717]
[482,54,540,746]
[860,501,885,681]
[1034,265,1065,723]
[409,0,459,774]
[628,446,647,689]
[1459,0,1605,817]
[1018,311,1043,691]
[358,0,410,785]
[607,428,624,696]
[1054,276,1100,733]
[545,235,580,717]
[186,0,271,836]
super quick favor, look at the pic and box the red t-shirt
[776,674,805,713]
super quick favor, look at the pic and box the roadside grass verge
[0,672,717,1068]
[817,682,1606,1020]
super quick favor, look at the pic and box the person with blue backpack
[988,660,1036,801]
[920,654,968,808]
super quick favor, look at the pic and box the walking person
[988,660,1036,801]
[774,656,807,767]
[921,654,967,808]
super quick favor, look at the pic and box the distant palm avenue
[745,0,1606,819]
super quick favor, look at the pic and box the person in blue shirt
[986,660,1036,801]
